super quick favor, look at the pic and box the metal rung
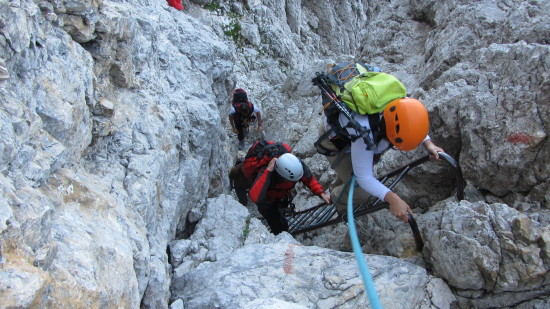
[287,152,464,235]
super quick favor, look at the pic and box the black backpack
[233,101,254,118]
[242,139,291,181]
[232,88,254,119]
[244,139,290,160]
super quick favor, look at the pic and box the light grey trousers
[318,126,371,214]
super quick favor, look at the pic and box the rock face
[169,195,456,309]
[1,0,233,307]
[422,200,550,308]
[175,242,436,309]
[0,0,548,308]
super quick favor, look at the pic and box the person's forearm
[384,191,400,204]
[249,168,271,203]
[422,139,444,159]
[384,191,412,222]
[422,138,434,148]
[256,112,262,127]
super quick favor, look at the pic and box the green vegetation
[243,216,252,239]
[223,19,242,43]
[203,1,221,12]
[203,1,243,44]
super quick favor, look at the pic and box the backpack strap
[343,119,387,150]
[367,113,386,145]
[233,101,254,118]
[314,128,340,157]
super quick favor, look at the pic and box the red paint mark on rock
[507,133,535,145]
[283,245,296,274]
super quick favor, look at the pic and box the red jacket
[249,159,325,203]
[242,141,292,182]
[167,0,183,10]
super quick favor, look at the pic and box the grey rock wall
[0,0,549,308]
[169,195,456,308]
[422,200,550,308]
[1,0,234,307]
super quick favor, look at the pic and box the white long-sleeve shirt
[327,112,430,200]
[339,113,392,200]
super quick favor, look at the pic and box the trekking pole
[312,73,376,149]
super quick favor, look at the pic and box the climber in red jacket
[249,153,331,234]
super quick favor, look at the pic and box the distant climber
[249,153,331,234]
[228,88,263,150]
[167,0,183,10]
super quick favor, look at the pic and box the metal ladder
[286,152,464,235]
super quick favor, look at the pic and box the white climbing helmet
[275,153,304,181]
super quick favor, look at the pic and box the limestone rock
[423,200,549,307]
[171,241,451,309]
[1,0,549,308]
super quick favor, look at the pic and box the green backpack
[327,62,407,114]
[313,62,407,155]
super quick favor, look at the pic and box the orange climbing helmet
[383,98,429,151]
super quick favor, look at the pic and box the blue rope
[347,175,383,309]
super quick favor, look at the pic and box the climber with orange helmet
[314,62,444,223]
[355,98,442,220]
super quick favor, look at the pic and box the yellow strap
[318,99,335,115]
